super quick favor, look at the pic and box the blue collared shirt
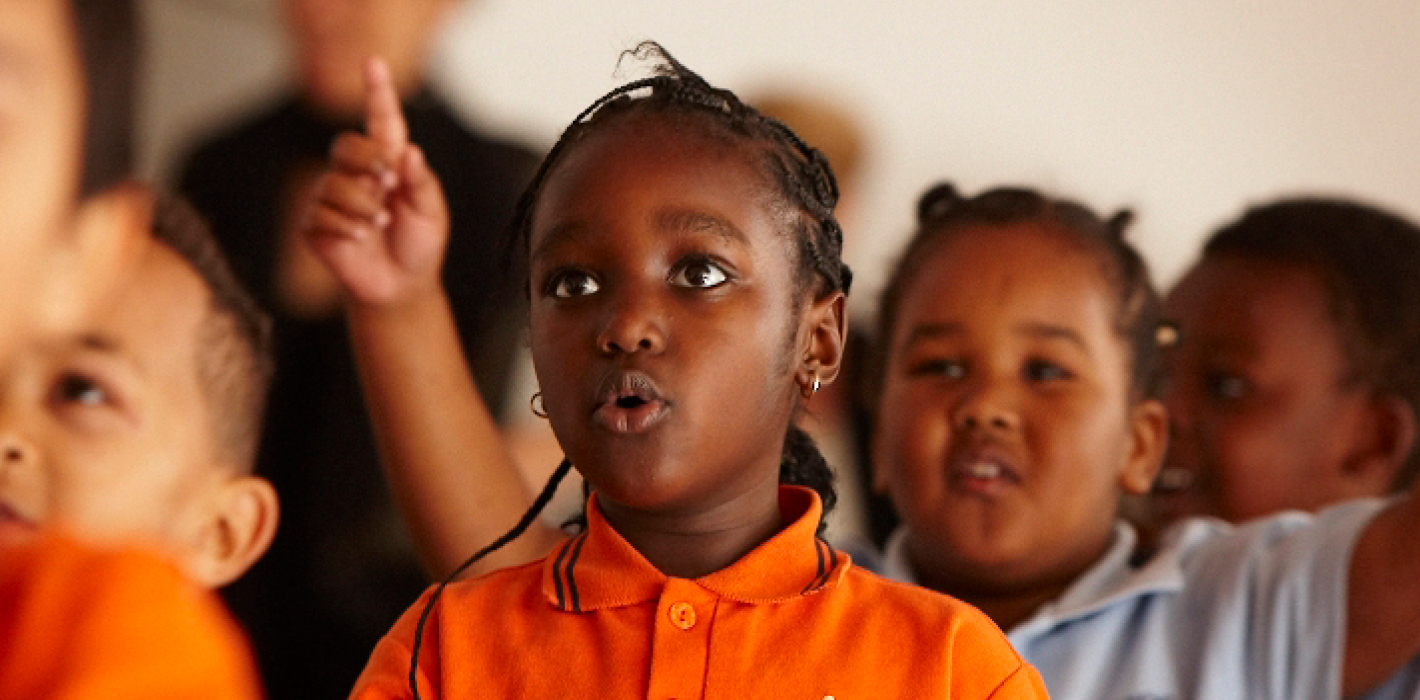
[879,499,1420,700]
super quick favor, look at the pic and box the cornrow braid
[505,41,851,299]
[412,43,854,697]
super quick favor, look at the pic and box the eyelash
[51,372,112,409]
[905,358,1075,383]
[541,255,734,299]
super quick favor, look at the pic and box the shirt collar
[541,486,848,612]
[880,522,1184,636]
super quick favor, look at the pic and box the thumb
[364,57,408,153]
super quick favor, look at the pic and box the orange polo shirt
[353,486,1047,699]
[0,530,263,700]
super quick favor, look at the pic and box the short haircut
[73,0,138,197]
[150,192,274,472]
[1204,197,1420,492]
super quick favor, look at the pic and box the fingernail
[380,169,398,190]
[374,210,391,228]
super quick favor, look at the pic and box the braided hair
[873,184,1163,404]
[410,43,852,698]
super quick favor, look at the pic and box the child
[0,191,278,697]
[307,46,1047,698]
[1154,197,1420,525]
[870,184,1420,698]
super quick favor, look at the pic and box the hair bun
[1107,208,1135,238]
[917,182,961,225]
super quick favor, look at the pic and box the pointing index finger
[364,57,408,152]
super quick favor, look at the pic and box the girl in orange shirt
[306,43,1046,699]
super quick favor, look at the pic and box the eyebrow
[1017,322,1092,356]
[73,333,146,377]
[904,321,1092,355]
[655,208,748,245]
[531,208,749,263]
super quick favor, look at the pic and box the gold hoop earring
[530,391,548,418]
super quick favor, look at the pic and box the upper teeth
[967,463,1003,479]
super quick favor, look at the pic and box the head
[0,192,279,588]
[0,0,142,363]
[512,43,851,523]
[285,0,453,117]
[1157,197,1420,524]
[871,184,1167,597]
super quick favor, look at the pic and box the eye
[1206,372,1250,400]
[549,270,600,299]
[908,358,967,379]
[53,373,108,407]
[670,258,729,289]
[1025,360,1072,382]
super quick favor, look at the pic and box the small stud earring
[801,373,822,399]
[530,391,548,418]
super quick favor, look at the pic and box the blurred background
[143,0,1420,301]
[136,1,1420,695]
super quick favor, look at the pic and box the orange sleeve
[0,532,263,700]
[944,602,1051,699]
[349,589,438,700]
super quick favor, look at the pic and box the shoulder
[839,564,1024,654]
[0,533,261,699]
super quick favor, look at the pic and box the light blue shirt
[878,499,1420,700]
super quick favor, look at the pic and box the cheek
[873,380,949,493]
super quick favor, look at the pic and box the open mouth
[593,370,670,435]
[947,446,1022,496]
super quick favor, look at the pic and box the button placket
[648,579,716,700]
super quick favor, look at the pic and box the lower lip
[594,400,670,435]
[948,471,1017,497]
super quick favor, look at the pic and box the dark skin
[873,224,1167,632]
[305,61,846,580]
[528,114,845,578]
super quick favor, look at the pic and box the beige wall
[142,0,1420,307]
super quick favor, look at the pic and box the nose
[950,378,1020,433]
[596,293,667,356]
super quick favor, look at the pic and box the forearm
[1344,494,1420,696]
[347,291,561,579]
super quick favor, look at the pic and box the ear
[797,291,848,391]
[185,475,280,589]
[1119,399,1169,495]
[41,183,151,333]
[1340,395,1417,495]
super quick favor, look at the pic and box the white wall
[141,0,1420,310]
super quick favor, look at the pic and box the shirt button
[668,602,696,630]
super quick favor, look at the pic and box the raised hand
[305,57,450,307]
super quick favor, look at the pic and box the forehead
[530,115,785,253]
[1166,256,1341,358]
[892,222,1118,341]
[85,241,211,384]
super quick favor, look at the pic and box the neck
[597,475,786,579]
[906,532,1108,632]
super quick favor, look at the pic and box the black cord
[408,458,575,699]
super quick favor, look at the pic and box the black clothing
[178,91,538,698]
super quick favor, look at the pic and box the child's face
[1157,256,1374,523]
[0,238,229,558]
[527,117,809,518]
[873,222,1163,590]
[0,0,85,359]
